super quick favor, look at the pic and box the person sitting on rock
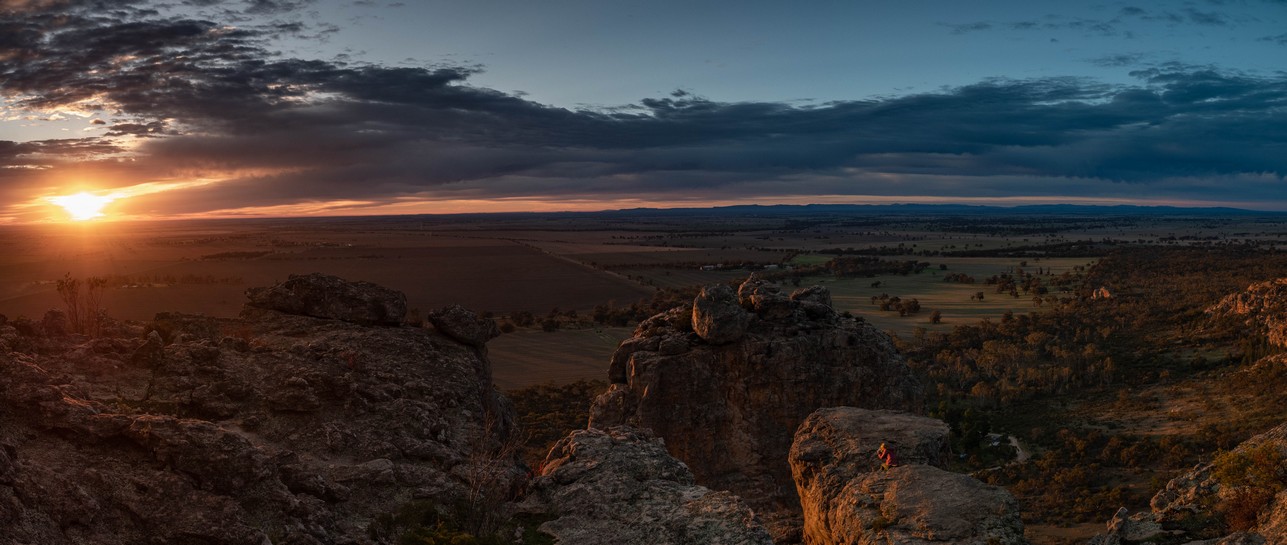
[876,442,898,469]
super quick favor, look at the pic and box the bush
[1212,443,1287,531]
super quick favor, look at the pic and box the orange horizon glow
[10,189,1287,226]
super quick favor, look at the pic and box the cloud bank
[2,0,1286,220]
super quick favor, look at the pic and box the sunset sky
[2,0,1286,222]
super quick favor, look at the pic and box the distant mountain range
[593,203,1284,217]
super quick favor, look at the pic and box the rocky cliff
[517,426,775,545]
[0,274,520,544]
[589,278,923,540]
[789,407,1025,545]
[1088,420,1287,545]
[1208,277,1287,348]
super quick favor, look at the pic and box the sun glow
[48,191,116,221]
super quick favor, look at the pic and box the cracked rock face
[1208,278,1287,348]
[590,278,923,540]
[517,426,774,545]
[0,277,516,545]
[789,407,1024,545]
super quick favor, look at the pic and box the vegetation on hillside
[892,245,1287,526]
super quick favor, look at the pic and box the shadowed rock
[244,272,407,325]
[0,277,519,545]
[429,304,500,348]
[42,309,70,337]
[517,426,774,545]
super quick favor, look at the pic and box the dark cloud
[3,1,1287,218]
[1088,53,1148,67]
[1183,8,1228,25]
[948,4,1242,39]
[945,22,993,34]
[1261,33,1287,45]
[242,0,316,15]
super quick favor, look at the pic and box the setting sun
[48,191,115,221]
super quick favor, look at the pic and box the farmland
[3,206,1286,390]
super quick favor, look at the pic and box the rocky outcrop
[1208,278,1287,348]
[0,277,517,545]
[590,278,922,540]
[692,284,751,344]
[429,304,500,348]
[789,408,1024,545]
[1088,421,1287,545]
[518,426,774,545]
[245,272,407,325]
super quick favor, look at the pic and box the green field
[816,256,1098,337]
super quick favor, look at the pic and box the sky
[1,0,1286,222]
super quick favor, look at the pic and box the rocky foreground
[1,273,528,544]
[47,272,1287,545]
[1,273,1041,544]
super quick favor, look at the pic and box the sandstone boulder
[244,272,407,325]
[789,408,1023,545]
[591,278,922,539]
[691,283,750,344]
[429,304,500,347]
[518,426,774,545]
[739,275,793,319]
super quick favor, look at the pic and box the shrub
[1212,443,1287,531]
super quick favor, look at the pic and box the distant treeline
[200,250,272,260]
[87,273,244,287]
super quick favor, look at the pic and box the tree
[55,274,108,336]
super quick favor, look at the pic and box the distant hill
[595,202,1283,217]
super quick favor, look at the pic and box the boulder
[790,286,833,307]
[591,278,922,539]
[789,408,1024,545]
[244,272,407,325]
[428,304,500,348]
[691,284,750,344]
[129,330,165,368]
[789,408,950,477]
[518,426,774,545]
[739,276,793,319]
